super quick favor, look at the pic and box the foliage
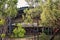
[1,34,6,38]
[0,0,17,24]
[0,0,17,18]
[0,17,5,26]
[0,0,18,37]
[24,0,42,25]
[13,23,26,38]
[5,0,17,18]
[24,9,33,24]
[24,7,41,24]
[39,33,50,40]
[40,0,60,27]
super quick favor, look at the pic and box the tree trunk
[8,17,12,35]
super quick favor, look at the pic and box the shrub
[39,33,50,40]
[0,18,5,26]
[1,34,6,38]
[13,23,26,38]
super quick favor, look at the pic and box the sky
[17,0,29,8]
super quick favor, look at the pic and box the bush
[1,34,6,38]
[39,33,50,40]
[13,23,26,38]
[0,18,5,26]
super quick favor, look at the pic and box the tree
[41,0,60,27]
[5,0,17,35]
[24,0,42,25]
[39,33,50,40]
[0,0,17,37]
[24,7,41,24]
[24,7,41,40]
[23,9,33,24]
[40,0,60,40]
